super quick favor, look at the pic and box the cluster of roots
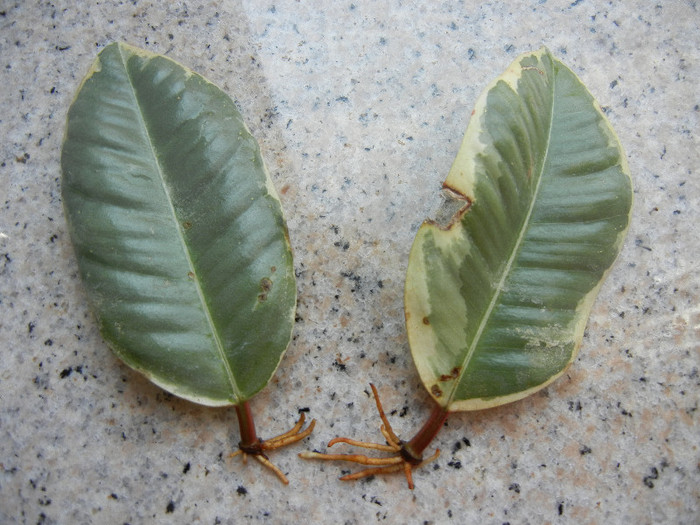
[299,384,440,489]
[231,412,315,485]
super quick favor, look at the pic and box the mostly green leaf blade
[61,42,296,406]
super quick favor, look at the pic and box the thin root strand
[299,451,403,466]
[262,414,316,451]
[327,436,398,453]
[338,463,406,482]
[252,454,289,485]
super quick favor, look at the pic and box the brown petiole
[230,401,315,484]
[300,383,449,489]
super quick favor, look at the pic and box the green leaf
[61,42,296,406]
[404,48,632,411]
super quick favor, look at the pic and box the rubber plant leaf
[61,42,296,407]
[405,47,632,411]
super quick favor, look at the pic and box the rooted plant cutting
[301,47,633,488]
[61,42,313,484]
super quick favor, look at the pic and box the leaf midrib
[117,45,242,402]
[446,62,557,408]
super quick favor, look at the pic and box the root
[232,412,316,485]
[299,384,441,489]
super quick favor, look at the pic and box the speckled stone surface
[1,1,698,524]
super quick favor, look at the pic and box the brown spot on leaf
[182,221,192,230]
[522,65,545,76]
[439,366,462,382]
[422,316,430,325]
[258,277,273,301]
[431,384,443,397]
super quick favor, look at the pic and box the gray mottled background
[1,1,698,524]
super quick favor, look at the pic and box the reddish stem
[235,401,262,454]
[401,401,450,463]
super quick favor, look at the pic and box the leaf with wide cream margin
[405,47,632,411]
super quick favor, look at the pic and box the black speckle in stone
[332,360,347,373]
[580,445,592,455]
[182,462,190,474]
[165,501,175,513]
[59,367,72,378]
[236,486,247,496]
[568,400,582,412]
[340,270,362,292]
[643,466,659,488]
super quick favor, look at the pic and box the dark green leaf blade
[62,42,296,406]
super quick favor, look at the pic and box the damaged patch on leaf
[428,185,472,231]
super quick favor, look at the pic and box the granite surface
[1,1,698,524]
